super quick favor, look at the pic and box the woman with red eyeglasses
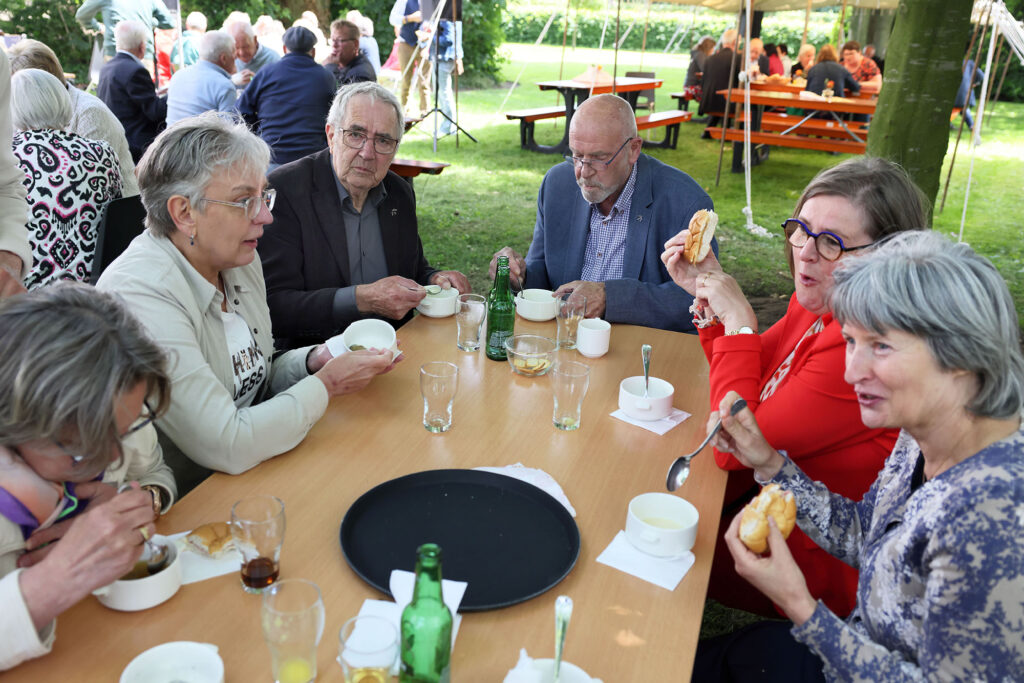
[661,157,928,618]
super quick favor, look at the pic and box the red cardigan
[699,293,897,616]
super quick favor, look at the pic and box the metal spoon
[117,483,170,573]
[666,398,747,492]
[641,344,652,398]
[553,595,573,683]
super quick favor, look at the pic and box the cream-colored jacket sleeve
[102,424,177,510]
[0,51,31,279]
[0,570,55,671]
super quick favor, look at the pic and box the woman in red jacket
[662,157,928,617]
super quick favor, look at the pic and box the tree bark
[281,0,331,27]
[865,0,973,222]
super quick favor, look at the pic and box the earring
[189,233,195,246]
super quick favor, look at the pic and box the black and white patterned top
[12,129,122,289]
[772,427,1024,681]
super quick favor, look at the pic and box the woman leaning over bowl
[0,284,175,670]
[97,113,395,495]
[694,231,1024,681]
[661,157,928,617]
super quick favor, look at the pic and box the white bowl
[528,659,595,683]
[515,289,558,322]
[416,287,460,317]
[120,641,224,683]
[618,376,675,421]
[341,319,399,358]
[93,538,182,611]
[625,493,699,558]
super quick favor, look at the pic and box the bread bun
[684,209,718,264]
[184,522,234,558]
[739,484,796,554]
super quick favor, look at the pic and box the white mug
[575,319,611,358]
[625,493,699,558]
[618,376,675,421]
[94,538,182,611]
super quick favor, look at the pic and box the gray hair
[115,20,149,52]
[832,231,1024,419]
[7,39,66,85]
[327,81,404,142]
[186,11,208,31]
[10,69,72,131]
[135,112,270,237]
[0,283,170,473]
[721,29,738,48]
[786,156,929,273]
[200,30,235,63]
[226,20,256,40]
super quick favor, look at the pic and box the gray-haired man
[165,31,238,126]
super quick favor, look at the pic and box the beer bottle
[485,255,515,360]
[400,544,452,683]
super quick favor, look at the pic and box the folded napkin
[503,649,603,683]
[596,531,695,591]
[474,464,576,517]
[357,570,467,653]
[167,530,242,585]
[610,408,691,436]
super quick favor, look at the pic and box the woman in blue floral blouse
[695,231,1024,682]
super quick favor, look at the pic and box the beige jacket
[0,425,175,670]
[96,230,328,491]
[0,51,30,279]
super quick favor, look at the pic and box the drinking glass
[420,361,459,433]
[556,294,587,349]
[230,495,286,593]
[337,615,399,683]
[455,294,486,351]
[551,360,591,430]
[261,579,325,683]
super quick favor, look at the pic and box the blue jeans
[434,59,456,135]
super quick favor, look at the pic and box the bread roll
[739,484,796,554]
[684,209,718,264]
[184,521,234,558]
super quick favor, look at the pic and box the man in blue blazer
[97,20,167,162]
[490,94,714,333]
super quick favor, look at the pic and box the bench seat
[506,106,567,152]
[636,110,692,149]
[705,127,866,155]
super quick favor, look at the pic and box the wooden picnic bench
[670,91,699,111]
[389,158,450,187]
[505,106,567,152]
[636,110,692,149]
[706,127,867,155]
[737,112,869,140]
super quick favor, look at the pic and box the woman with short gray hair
[97,113,395,494]
[9,69,123,289]
[0,283,175,670]
[697,231,1024,680]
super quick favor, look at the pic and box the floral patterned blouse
[12,129,122,289]
[769,427,1024,681]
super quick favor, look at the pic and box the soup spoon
[117,483,170,572]
[641,344,652,398]
[666,398,747,492]
[553,595,573,683]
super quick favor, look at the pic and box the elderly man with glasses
[261,81,470,350]
[489,94,714,332]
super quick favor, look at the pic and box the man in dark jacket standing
[698,29,741,134]
[97,20,167,162]
[238,26,337,169]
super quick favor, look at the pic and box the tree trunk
[281,0,331,27]
[866,0,973,222]
[850,8,896,58]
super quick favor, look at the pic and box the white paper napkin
[167,530,242,585]
[473,464,576,517]
[610,408,691,435]
[595,531,695,591]
[356,570,467,651]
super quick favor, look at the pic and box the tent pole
[985,34,1012,123]
[838,0,848,46]
[557,0,571,110]
[960,19,1000,242]
[714,8,744,186]
[980,32,1004,125]
[802,0,812,47]
[639,0,652,71]
[496,10,558,118]
[939,1,991,213]
[613,0,621,94]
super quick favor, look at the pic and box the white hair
[185,11,207,31]
[115,20,149,51]
[10,68,72,131]
[226,20,256,40]
[721,29,738,48]
[199,30,235,63]
[327,81,404,142]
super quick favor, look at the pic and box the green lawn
[397,43,1024,327]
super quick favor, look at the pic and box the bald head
[570,94,638,140]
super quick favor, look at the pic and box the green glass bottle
[400,544,452,683]
[485,255,515,361]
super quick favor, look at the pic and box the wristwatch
[727,326,755,335]
[141,485,163,515]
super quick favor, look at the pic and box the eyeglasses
[564,138,634,170]
[57,400,158,464]
[202,188,277,220]
[340,128,399,155]
[782,218,873,262]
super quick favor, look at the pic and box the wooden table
[748,81,877,100]
[532,76,664,154]
[10,315,723,682]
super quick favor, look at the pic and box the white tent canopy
[655,0,899,11]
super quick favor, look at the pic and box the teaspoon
[666,398,747,491]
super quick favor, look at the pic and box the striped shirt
[581,163,638,282]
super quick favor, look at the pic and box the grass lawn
[397,42,1024,329]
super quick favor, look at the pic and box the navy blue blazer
[524,154,714,333]
[97,52,166,162]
